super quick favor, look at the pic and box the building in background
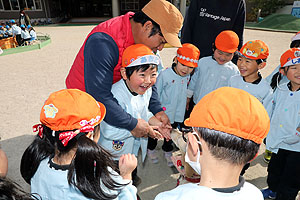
[0,0,187,24]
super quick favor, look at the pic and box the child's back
[21,89,137,200]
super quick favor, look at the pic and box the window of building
[0,0,4,10]
[120,0,139,11]
[2,0,11,10]
[10,0,19,10]
[1,0,42,10]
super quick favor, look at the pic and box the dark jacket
[181,0,245,58]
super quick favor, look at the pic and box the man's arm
[148,85,163,115]
[84,32,137,131]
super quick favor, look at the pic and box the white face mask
[21,14,24,16]
[185,131,202,175]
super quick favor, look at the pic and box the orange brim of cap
[96,101,106,125]
[161,28,182,48]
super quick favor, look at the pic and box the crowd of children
[1,24,300,200]
[0,20,36,46]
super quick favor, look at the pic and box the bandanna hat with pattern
[185,87,270,144]
[122,44,160,68]
[40,89,106,131]
[177,43,200,68]
[215,30,239,53]
[239,40,269,60]
[280,47,300,68]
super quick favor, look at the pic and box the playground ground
[0,26,294,199]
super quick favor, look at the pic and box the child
[229,40,273,171]
[147,43,200,166]
[10,20,22,46]
[98,44,164,185]
[155,87,270,199]
[5,25,12,37]
[27,25,36,43]
[266,31,300,86]
[229,40,272,111]
[20,89,137,200]
[187,30,240,107]
[262,48,300,200]
[20,24,31,46]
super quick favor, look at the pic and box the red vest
[66,12,135,91]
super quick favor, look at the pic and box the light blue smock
[156,67,190,124]
[155,177,263,200]
[229,75,273,116]
[31,157,137,200]
[99,80,153,162]
[266,83,300,154]
[187,56,239,104]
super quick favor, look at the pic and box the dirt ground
[0,26,294,199]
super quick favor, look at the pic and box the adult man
[181,0,245,58]
[155,87,270,199]
[66,0,183,138]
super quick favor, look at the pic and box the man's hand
[155,111,170,127]
[131,118,152,138]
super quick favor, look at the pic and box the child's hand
[149,126,163,140]
[149,116,172,140]
[119,154,137,181]
[157,124,172,141]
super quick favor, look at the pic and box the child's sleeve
[187,67,199,98]
[109,168,137,200]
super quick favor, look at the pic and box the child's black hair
[0,176,39,200]
[20,124,126,200]
[270,66,290,90]
[290,40,300,48]
[212,43,238,56]
[133,11,162,37]
[125,64,158,80]
[195,127,260,165]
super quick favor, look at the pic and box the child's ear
[258,62,266,70]
[120,67,128,80]
[187,132,199,156]
[279,68,285,75]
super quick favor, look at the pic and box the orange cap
[239,40,269,60]
[184,87,270,144]
[122,44,160,68]
[142,0,183,47]
[280,48,300,68]
[40,89,106,131]
[215,30,239,53]
[177,43,200,68]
